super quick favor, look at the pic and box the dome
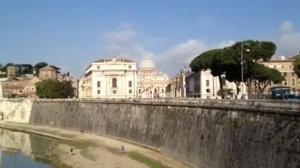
[139,57,156,69]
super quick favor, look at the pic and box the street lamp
[240,43,250,99]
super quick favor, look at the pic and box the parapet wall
[1,98,300,168]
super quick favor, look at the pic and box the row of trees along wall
[190,40,300,98]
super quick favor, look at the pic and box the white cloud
[102,26,235,76]
[157,39,209,75]
[214,40,235,49]
[276,21,300,56]
[279,21,294,33]
[103,27,154,62]
[157,39,236,76]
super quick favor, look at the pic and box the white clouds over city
[103,26,235,76]
[102,22,300,76]
[276,21,300,56]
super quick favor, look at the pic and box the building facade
[39,65,57,80]
[259,56,300,95]
[185,70,239,99]
[80,57,137,98]
[137,57,169,99]
[1,77,41,98]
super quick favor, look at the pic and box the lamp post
[241,44,244,98]
[240,43,250,99]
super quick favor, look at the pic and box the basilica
[78,56,170,99]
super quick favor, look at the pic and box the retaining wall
[25,99,300,168]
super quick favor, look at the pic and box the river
[0,128,54,168]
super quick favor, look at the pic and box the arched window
[112,78,117,88]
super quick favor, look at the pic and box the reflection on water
[0,150,51,168]
[0,128,54,168]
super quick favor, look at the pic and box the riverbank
[0,122,191,168]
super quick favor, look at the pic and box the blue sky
[1,0,300,77]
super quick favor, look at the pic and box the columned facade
[80,57,137,99]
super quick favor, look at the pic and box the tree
[190,49,228,98]
[14,64,34,76]
[34,62,48,76]
[293,56,300,77]
[221,40,276,94]
[189,39,277,98]
[36,79,74,98]
[253,64,284,95]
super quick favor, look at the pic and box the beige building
[0,78,6,98]
[2,77,41,98]
[39,65,57,80]
[23,77,41,98]
[165,67,186,98]
[137,57,169,99]
[79,57,137,99]
[260,56,300,94]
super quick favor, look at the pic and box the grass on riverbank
[127,151,171,168]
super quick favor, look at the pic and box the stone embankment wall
[0,98,299,168]
[0,99,32,123]
[27,99,300,168]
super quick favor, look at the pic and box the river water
[0,128,54,168]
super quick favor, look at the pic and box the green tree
[190,49,227,98]
[36,79,74,98]
[253,64,284,95]
[190,39,277,98]
[14,64,34,76]
[229,40,276,95]
[293,56,300,77]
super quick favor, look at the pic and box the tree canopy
[36,79,74,98]
[190,40,278,96]
[253,64,284,94]
[293,55,300,77]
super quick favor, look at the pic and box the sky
[1,0,300,77]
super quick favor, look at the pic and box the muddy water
[0,128,54,168]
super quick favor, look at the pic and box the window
[97,81,101,87]
[274,65,277,68]
[128,81,132,87]
[97,66,100,69]
[112,78,117,88]
[113,90,116,94]
[292,72,295,76]
[281,65,284,68]
[161,89,164,93]
[139,89,141,94]
[283,80,287,85]
[97,90,100,94]
[283,72,287,76]
[129,65,132,69]
[206,89,211,93]
[292,79,295,86]
[206,80,209,86]
[154,89,157,93]
[129,89,132,94]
